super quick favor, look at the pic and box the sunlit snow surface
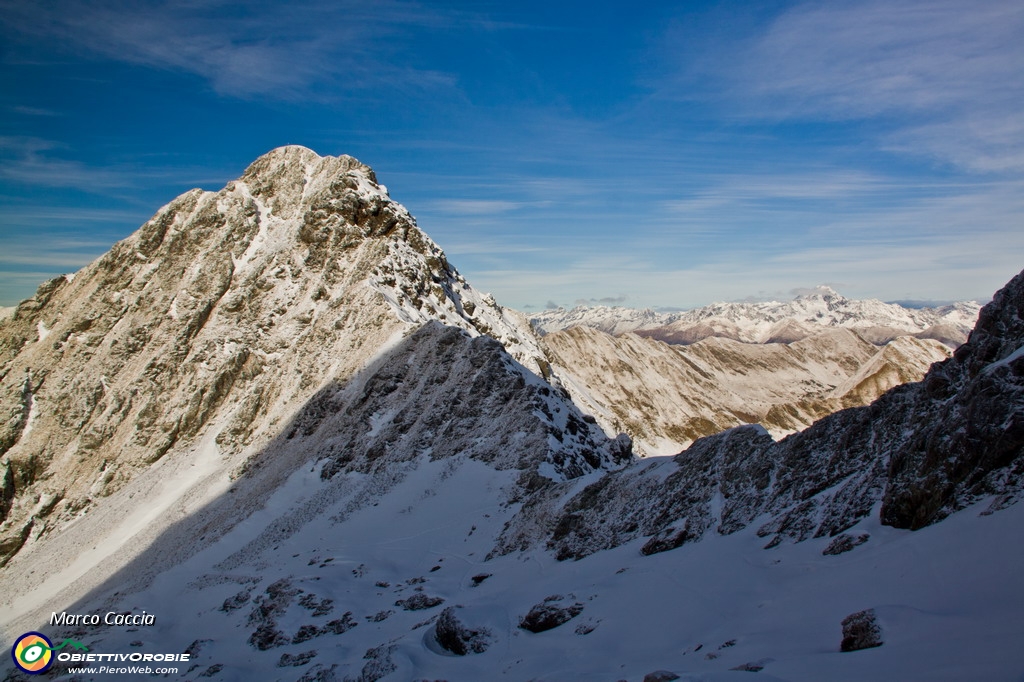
[29,451,1024,682]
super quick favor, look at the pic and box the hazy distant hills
[542,326,952,456]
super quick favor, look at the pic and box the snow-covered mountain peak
[242,145,379,193]
[794,285,845,303]
[0,147,561,576]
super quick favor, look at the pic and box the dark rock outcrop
[519,597,584,633]
[840,609,883,652]
[882,269,1024,529]
[395,593,445,611]
[823,533,870,556]
[642,671,681,682]
[434,607,492,655]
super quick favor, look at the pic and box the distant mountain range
[530,288,981,347]
[528,292,980,456]
[1,147,1021,681]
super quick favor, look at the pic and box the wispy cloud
[0,136,234,193]
[9,105,61,116]
[0,249,101,271]
[659,171,1024,232]
[673,0,1024,171]
[738,1,1022,115]
[480,229,1022,311]
[428,199,528,216]
[432,237,549,257]
[575,295,628,306]
[0,0,487,100]
[660,169,887,214]
[453,172,1024,310]
[0,206,147,225]
[0,137,140,189]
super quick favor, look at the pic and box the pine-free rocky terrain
[1,147,1022,681]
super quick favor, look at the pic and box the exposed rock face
[543,325,950,455]
[273,323,629,487]
[498,424,775,561]
[0,149,406,565]
[882,269,1024,529]
[822,532,870,556]
[394,592,445,611]
[498,269,1024,559]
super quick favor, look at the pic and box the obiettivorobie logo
[11,632,89,674]
[11,630,191,676]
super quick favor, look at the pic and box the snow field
[49,444,1024,682]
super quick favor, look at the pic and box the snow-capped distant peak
[530,287,981,346]
[794,285,844,300]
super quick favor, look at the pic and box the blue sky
[1,0,1022,310]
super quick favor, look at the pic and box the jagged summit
[239,146,382,217]
[0,147,597,581]
[243,144,374,178]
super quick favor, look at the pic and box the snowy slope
[11,452,1023,681]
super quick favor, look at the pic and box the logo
[11,632,88,674]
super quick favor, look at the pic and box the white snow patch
[19,394,37,441]
[368,409,398,439]
[984,343,1024,373]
